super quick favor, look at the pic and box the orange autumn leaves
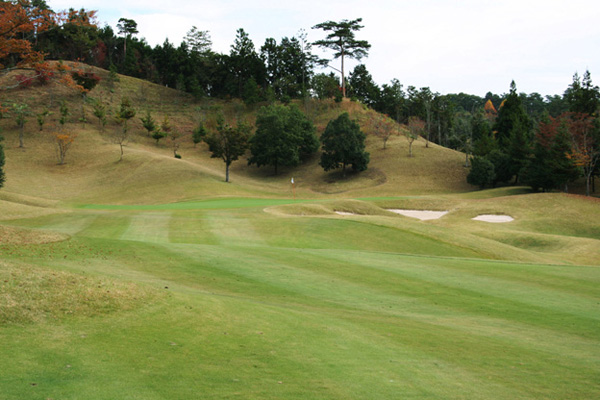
[52,131,77,165]
[0,1,97,70]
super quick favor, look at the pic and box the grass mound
[0,225,66,245]
[0,261,158,325]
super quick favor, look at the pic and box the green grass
[78,197,316,210]
[1,192,599,399]
[1,66,599,399]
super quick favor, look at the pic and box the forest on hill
[0,0,598,196]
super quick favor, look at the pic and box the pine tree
[312,18,371,98]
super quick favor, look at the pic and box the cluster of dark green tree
[345,64,572,149]
[466,72,600,196]
[199,105,369,182]
[24,4,321,103]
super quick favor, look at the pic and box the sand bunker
[334,211,357,216]
[388,209,448,221]
[472,214,514,223]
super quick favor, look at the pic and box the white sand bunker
[335,211,356,216]
[388,209,448,221]
[472,214,514,223]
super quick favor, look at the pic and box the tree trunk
[341,48,345,98]
[225,163,230,183]
[585,172,591,196]
[119,143,124,161]
[19,125,24,148]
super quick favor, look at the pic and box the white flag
[291,177,294,184]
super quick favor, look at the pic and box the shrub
[15,74,34,88]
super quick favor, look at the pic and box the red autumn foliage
[0,0,52,69]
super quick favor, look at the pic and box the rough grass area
[0,225,67,245]
[0,261,158,325]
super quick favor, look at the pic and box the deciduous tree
[114,97,136,160]
[52,131,76,165]
[204,114,251,182]
[369,113,395,149]
[0,0,50,70]
[406,116,424,157]
[13,103,30,148]
[452,111,473,167]
[568,112,599,196]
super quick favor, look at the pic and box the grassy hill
[0,62,471,206]
[1,64,599,399]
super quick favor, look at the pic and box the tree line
[0,1,597,194]
[466,72,599,196]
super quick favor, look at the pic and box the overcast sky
[48,0,600,97]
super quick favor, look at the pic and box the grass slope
[1,62,470,206]
[1,199,599,399]
[1,64,599,399]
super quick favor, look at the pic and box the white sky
[48,0,600,97]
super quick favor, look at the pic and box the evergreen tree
[564,70,600,115]
[486,149,512,185]
[522,140,556,192]
[320,112,370,176]
[467,156,495,189]
[192,122,207,147]
[506,115,532,183]
[311,73,339,100]
[248,104,319,174]
[493,81,531,147]
[312,18,371,98]
[472,109,495,156]
[229,28,266,98]
[550,119,580,191]
[348,64,379,107]
[375,79,405,122]
[140,110,156,137]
